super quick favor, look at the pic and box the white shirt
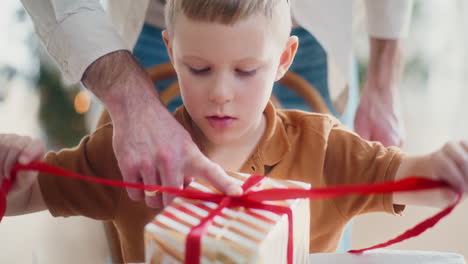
[20,0,412,99]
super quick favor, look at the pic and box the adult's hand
[354,83,405,147]
[354,38,405,147]
[82,51,242,208]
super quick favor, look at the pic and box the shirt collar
[174,101,290,168]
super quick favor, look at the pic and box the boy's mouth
[206,115,237,129]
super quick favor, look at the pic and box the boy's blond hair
[165,0,291,35]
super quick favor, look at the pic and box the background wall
[352,0,468,257]
[0,0,467,263]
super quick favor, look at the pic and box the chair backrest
[147,62,330,114]
[96,62,330,128]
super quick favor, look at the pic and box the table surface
[309,250,466,264]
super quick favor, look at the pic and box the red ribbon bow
[1,162,462,264]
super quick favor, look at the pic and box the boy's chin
[203,129,240,145]
[205,133,236,145]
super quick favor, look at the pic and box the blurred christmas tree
[0,7,89,150]
[36,60,88,150]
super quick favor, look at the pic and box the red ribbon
[1,162,462,263]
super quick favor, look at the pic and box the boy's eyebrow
[235,57,266,65]
[181,55,210,63]
[182,55,265,65]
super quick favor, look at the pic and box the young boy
[1,0,467,263]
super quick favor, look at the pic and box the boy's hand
[0,134,45,195]
[430,140,468,193]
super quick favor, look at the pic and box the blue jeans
[133,23,357,252]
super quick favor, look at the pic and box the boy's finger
[437,153,467,192]
[4,136,28,179]
[19,139,45,165]
[0,135,15,179]
[460,140,468,153]
[443,142,468,172]
[454,141,468,189]
[0,143,8,178]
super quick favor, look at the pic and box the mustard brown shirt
[38,102,404,263]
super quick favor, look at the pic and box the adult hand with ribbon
[0,135,44,218]
[82,51,243,209]
[1,162,462,264]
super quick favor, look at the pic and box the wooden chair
[99,62,330,263]
[149,62,329,113]
[98,62,329,125]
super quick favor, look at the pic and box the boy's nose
[208,74,234,105]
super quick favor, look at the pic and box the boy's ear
[162,30,174,64]
[275,36,299,81]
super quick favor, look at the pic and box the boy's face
[164,13,297,145]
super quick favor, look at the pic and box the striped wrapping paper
[144,173,311,264]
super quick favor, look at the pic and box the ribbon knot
[185,174,295,264]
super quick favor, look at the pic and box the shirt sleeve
[38,124,124,220]
[364,0,414,39]
[323,120,406,220]
[20,0,129,83]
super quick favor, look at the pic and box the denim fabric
[274,27,336,116]
[133,24,182,112]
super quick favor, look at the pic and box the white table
[309,249,466,264]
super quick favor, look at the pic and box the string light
[74,91,91,114]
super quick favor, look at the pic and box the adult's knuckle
[443,142,453,152]
[181,143,196,156]
[454,158,465,168]
[210,162,223,173]
[442,189,459,204]
[460,139,468,147]
[198,165,212,177]
[156,151,171,166]
[155,145,170,159]
[120,158,138,173]
[139,157,153,169]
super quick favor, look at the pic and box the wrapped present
[145,173,310,264]
[310,249,466,264]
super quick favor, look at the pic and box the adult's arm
[20,0,242,207]
[354,0,413,147]
[354,38,405,147]
[82,50,242,207]
[20,0,128,83]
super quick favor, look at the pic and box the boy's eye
[189,67,210,75]
[236,69,257,77]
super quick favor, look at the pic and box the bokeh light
[74,90,91,114]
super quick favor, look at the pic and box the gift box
[145,173,310,264]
